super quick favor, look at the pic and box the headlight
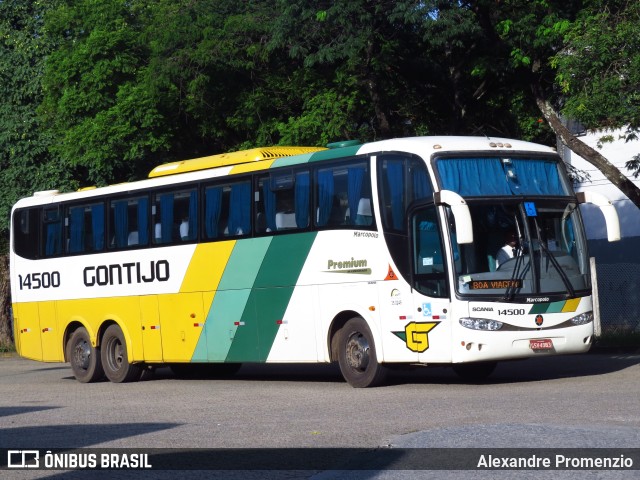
[569,311,593,325]
[459,317,503,331]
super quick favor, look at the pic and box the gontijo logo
[392,322,439,353]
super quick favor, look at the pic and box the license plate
[530,339,553,351]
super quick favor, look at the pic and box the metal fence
[594,262,640,334]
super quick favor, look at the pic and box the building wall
[560,129,640,333]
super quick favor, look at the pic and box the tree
[483,0,640,207]
[0,0,68,248]
[39,0,171,186]
[268,0,438,141]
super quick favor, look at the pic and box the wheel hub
[73,341,91,370]
[345,333,370,371]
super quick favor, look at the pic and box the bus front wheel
[337,317,387,388]
[66,327,104,383]
[101,324,142,383]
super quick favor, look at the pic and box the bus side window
[256,170,309,233]
[110,196,149,249]
[378,155,432,233]
[152,190,197,244]
[66,203,105,254]
[13,208,40,259]
[316,162,372,228]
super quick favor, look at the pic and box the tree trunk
[0,255,13,350]
[532,84,640,210]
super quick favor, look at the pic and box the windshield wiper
[533,218,576,298]
[502,244,527,301]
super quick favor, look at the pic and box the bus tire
[337,317,387,388]
[101,324,142,383]
[452,361,497,382]
[66,327,104,383]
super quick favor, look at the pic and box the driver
[495,231,519,268]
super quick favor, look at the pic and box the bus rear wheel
[101,324,142,383]
[66,327,104,383]
[337,317,387,388]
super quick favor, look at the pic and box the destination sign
[469,279,523,290]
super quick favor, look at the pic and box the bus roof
[17,136,557,208]
[148,146,327,178]
[355,136,556,157]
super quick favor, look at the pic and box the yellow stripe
[180,241,236,292]
[561,298,581,312]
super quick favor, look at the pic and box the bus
[10,136,621,387]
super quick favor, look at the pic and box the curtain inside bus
[186,191,197,240]
[114,200,129,248]
[228,183,251,235]
[137,197,149,245]
[69,206,85,253]
[295,171,310,228]
[263,181,277,231]
[436,158,567,196]
[347,167,365,225]
[205,186,223,238]
[317,170,334,226]
[92,204,105,250]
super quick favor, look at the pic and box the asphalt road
[1,351,639,479]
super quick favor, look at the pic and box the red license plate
[530,339,553,351]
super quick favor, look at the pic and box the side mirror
[576,191,621,242]
[434,190,473,244]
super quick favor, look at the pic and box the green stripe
[271,152,315,168]
[528,304,548,314]
[528,300,568,315]
[307,145,362,163]
[226,232,317,362]
[192,238,272,361]
[545,301,566,313]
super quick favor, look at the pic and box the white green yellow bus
[10,136,620,387]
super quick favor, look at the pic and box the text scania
[84,260,170,287]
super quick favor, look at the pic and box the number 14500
[18,271,61,290]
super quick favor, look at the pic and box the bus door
[38,301,60,361]
[139,296,163,362]
[410,204,453,363]
[158,292,206,362]
[13,302,42,361]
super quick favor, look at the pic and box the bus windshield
[448,200,591,298]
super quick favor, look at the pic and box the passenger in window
[180,216,189,240]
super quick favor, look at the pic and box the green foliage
[39,0,171,185]
[0,0,636,246]
[0,0,70,248]
[551,1,640,132]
